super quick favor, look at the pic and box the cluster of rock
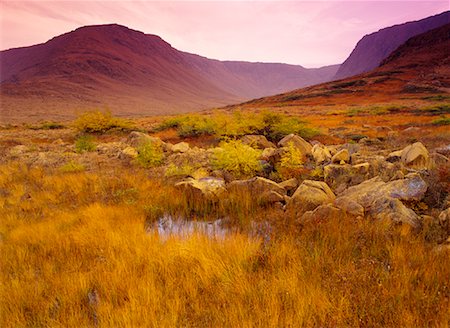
[159,132,448,235]
[6,129,449,238]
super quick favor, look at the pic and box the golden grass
[1,163,449,327]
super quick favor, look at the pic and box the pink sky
[0,1,448,67]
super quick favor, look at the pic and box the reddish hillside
[240,23,450,110]
[334,11,449,80]
[0,24,338,122]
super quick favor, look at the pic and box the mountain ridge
[334,11,449,80]
[0,24,339,122]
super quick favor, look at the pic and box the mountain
[334,11,449,80]
[0,24,339,122]
[239,23,450,109]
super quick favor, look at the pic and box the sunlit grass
[1,163,449,326]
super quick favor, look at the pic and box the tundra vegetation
[1,107,449,327]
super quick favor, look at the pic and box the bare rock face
[311,144,332,164]
[277,134,312,157]
[400,142,430,170]
[175,177,226,200]
[241,135,275,149]
[287,180,335,213]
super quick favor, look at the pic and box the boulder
[400,142,430,170]
[386,150,403,163]
[172,142,190,153]
[241,135,275,149]
[369,197,421,229]
[331,149,350,164]
[338,174,427,208]
[311,144,332,164]
[277,134,312,157]
[260,147,281,165]
[287,180,335,213]
[279,178,299,194]
[228,177,286,196]
[438,208,450,234]
[119,146,138,159]
[324,163,370,191]
[300,204,342,224]
[259,190,285,204]
[126,131,170,151]
[334,196,364,217]
[431,153,449,166]
[175,177,226,200]
[97,142,126,157]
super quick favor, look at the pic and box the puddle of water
[147,214,273,243]
[150,214,230,240]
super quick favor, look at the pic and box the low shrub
[211,139,262,178]
[75,135,96,153]
[432,116,450,126]
[136,141,164,168]
[60,161,85,173]
[74,110,134,133]
[277,142,304,179]
[177,115,216,138]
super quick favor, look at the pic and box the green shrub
[269,117,320,140]
[211,140,262,178]
[74,110,133,133]
[177,115,217,138]
[432,116,450,126]
[136,141,164,168]
[277,142,304,179]
[155,116,188,131]
[60,161,85,173]
[75,135,96,153]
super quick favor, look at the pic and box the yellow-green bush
[211,139,262,178]
[277,142,304,179]
[60,161,85,173]
[74,110,133,133]
[75,135,96,153]
[136,141,164,168]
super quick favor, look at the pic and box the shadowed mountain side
[0,24,339,122]
[238,24,450,109]
[334,11,449,80]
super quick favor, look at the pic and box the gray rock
[311,144,332,164]
[241,135,275,149]
[277,134,312,157]
[287,180,335,213]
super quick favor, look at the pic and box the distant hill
[0,24,338,122]
[239,23,450,109]
[334,11,449,80]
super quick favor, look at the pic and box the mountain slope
[239,23,450,109]
[334,11,449,80]
[0,24,338,122]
